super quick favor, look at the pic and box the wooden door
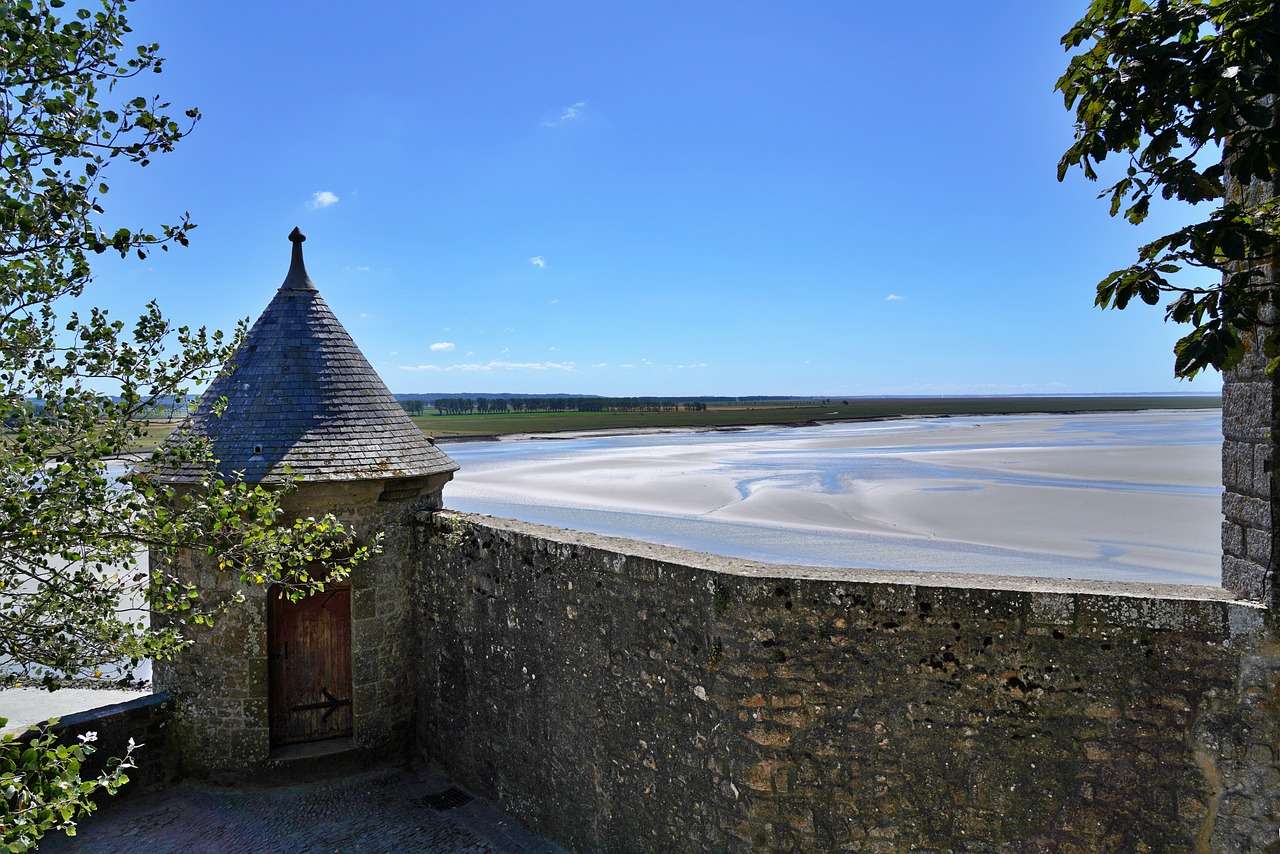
[268,585,353,746]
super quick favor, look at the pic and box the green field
[122,419,185,453]
[412,395,1221,439]
[126,396,1221,451]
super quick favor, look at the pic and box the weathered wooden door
[268,585,353,746]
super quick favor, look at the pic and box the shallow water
[442,410,1224,585]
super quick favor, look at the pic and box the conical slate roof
[160,228,458,484]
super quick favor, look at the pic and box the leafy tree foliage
[1057,0,1279,377]
[1,0,373,844]
[1,717,135,852]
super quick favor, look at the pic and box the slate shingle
[157,229,458,484]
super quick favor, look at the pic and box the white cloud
[530,255,546,269]
[429,341,455,352]
[541,101,586,127]
[548,346,559,352]
[605,359,707,370]
[549,298,560,305]
[310,190,340,209]
[885,293,905,301]
[400,360,576,373]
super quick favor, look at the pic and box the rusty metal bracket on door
[288,686,351,721]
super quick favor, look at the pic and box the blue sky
[93,1,1222,396]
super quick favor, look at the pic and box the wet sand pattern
[444,410,1223,585]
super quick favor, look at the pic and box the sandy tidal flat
[443,410,1223,585]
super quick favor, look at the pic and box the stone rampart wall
[41,692,178,794]
[416,511,1280,853]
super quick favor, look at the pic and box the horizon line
[389,391,1224,399]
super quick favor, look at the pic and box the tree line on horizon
[402,397,710,416]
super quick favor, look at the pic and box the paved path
[42,765,563,853]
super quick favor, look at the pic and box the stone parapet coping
[54,691,172,730]
[423,510,1260,610]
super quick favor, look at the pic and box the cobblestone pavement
[43,765,563,853]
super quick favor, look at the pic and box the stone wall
[48,692,178,794]
[153,478,440,775]
[1221,336,1274,601]
[416,512,1280,853]
[1221,170,1277,604]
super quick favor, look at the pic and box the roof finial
[281,226,316,291]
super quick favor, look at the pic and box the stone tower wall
[1221,168,1277,604]
[152,479,439,775]
[1221,337,1276,602]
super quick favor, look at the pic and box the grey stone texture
[152,478,446,776]
[1220,171,1277,604]
[417,512,1280,853]
[157,230,457,484]
[1221,344,1275,602]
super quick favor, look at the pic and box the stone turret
[152,229,457,775]
[162,227,457,484]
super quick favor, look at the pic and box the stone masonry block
[1223,440,1256,494]
[1027,593,1075,627]
[1223,521,1246,558]
[1254,442,1272,499]
[1246,527,1272,564]
[1222,555,1268,601]
[1223,493,1269,530]
[1221,381,1272,442]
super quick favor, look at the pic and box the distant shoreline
[125,396,1222,452]
[441,406,1221,585]
[428,397,1221,444]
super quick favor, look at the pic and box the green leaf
[1057,0,1276,379]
